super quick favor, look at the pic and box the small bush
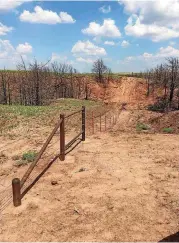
[22,151,37,162]
[162,127,173,134]
[15,151,37,167]
[136,122,150,131]
[148,97,168,112]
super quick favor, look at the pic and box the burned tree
[92,59,108,83]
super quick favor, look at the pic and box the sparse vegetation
[22,151,37,162]
[162,127,173,133]
[15,150,37,167]
[143,57,179,111]
[0,99,103,134]
[147,97,169,112]
[136,122,150,131]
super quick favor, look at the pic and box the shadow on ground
[159,232,179,242]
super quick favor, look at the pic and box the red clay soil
[0,78,179,241]
[88,77,159,108]
[0,130,178,241]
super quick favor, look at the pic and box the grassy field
[0,98,103,138]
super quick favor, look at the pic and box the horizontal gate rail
[12,106,86,207]
[20,118,63,188]
[65,131,83,151]
[64,109,82,119]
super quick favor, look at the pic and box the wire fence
[0,104,122,213]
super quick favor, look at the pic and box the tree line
[0,58,115,106]
[143,57,179,111]
[0,58,108,106]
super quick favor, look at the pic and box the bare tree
[92,59,108,83]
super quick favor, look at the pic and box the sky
[0,0,179,72]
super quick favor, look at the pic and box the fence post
[100,113,102,132]
[60,114,65,161]
[12,178,21,207]
[92,111,94,134]
[82,106,85,141]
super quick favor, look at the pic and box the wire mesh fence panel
[0,104,123,211]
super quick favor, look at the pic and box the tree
[92,59,108,83]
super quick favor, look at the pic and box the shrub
[162,127,173,133]
[136,122,150,131]
[147,97,168,112]
[22,151,37,162]
[15,151,37,167]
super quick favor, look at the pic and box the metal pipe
[82,106,85,141]
[65,109,82,119]
[12,178,21,207]
[60,114,65,161]
[65,132,82,150]
[20,118,62,187]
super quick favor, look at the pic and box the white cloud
[104,41,115,46]
[0,22,13,36]
[72,40,106,56]
[123,46,179,65]
[125,14,179,42]
[99,5,111,14]
[0,39,33,69]
[76,57,94,63]
[51,53,68,62]
[16,42,32,54]
[121,40,130,47]
[157,45,179,58]
[82,19,121,38]
[0,0,30,12]
[51,53,75,65]
[120,0,179,42]
[120,0,179,27]
[20,6,76,24]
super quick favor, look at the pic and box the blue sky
[0,0,179,72]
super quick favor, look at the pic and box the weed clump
[136,122,150,131]
[162,127,173,134]
[15,151,37,167]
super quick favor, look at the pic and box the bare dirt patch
[0,130,178,241]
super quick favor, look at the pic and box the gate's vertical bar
[60,114,65,161]
[12,178,21,207]
[82,106,85,141]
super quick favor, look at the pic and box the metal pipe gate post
[82,106,86,141]
[60,114,65,161]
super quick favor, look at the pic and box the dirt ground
[0,114,178,241]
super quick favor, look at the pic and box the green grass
[0,99,103,134]
[22,151,37,162]
[0,99,101,118]
[136,122,150,131]
[162,127,173,133]
[15,150,37,167]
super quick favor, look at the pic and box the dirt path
[0,130,178,241]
